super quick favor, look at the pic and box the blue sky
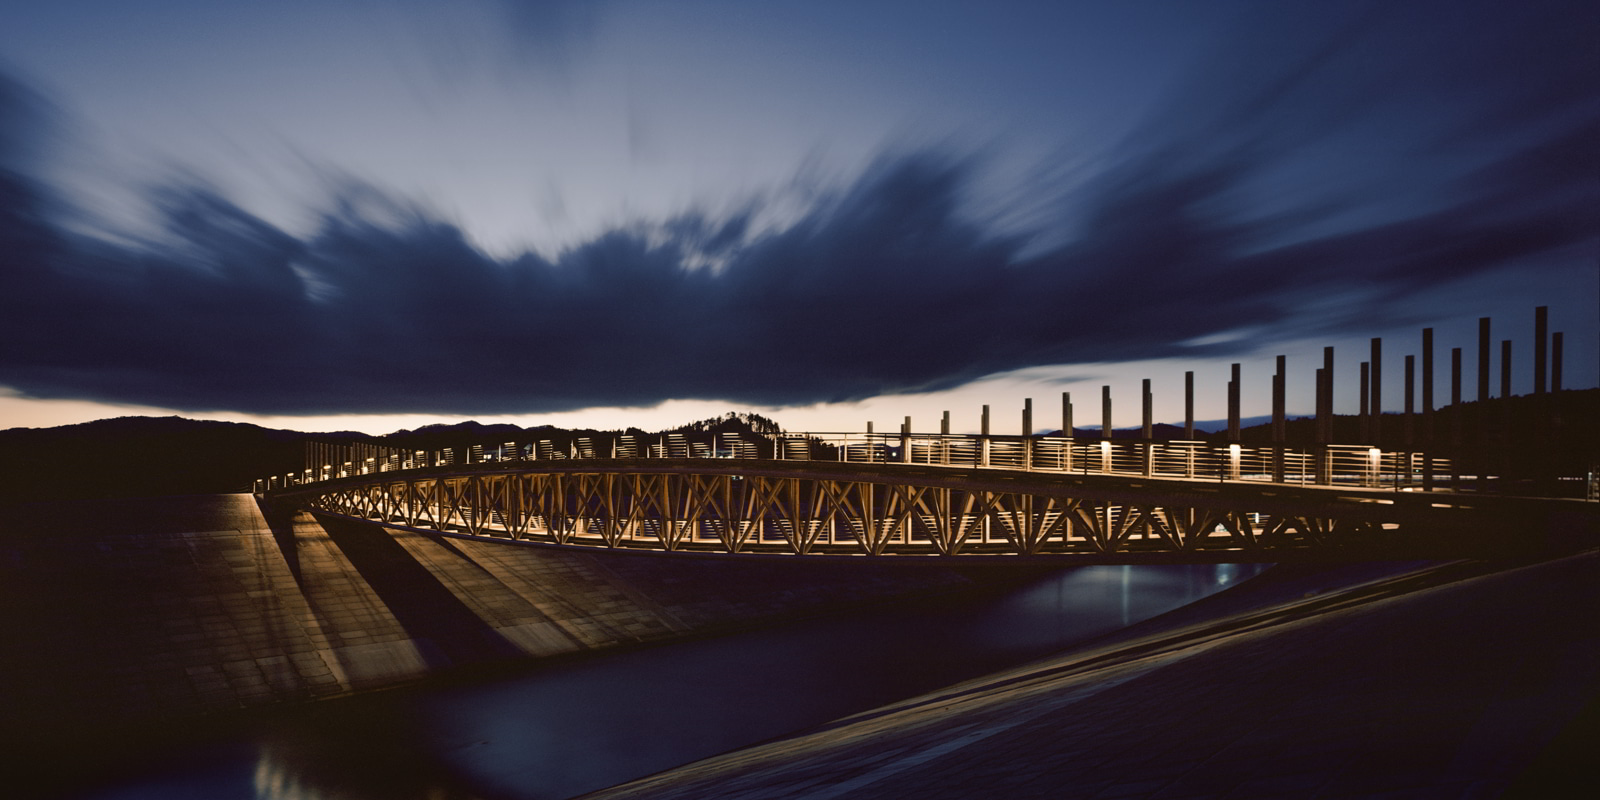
[1,0,1595,435]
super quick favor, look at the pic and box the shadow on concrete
[255,496,305,586]
[313,514,523,670]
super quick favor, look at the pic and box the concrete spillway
[0,492,992,788]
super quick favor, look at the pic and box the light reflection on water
[82,563,1267,800]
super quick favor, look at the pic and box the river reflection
[83,563,1266,800]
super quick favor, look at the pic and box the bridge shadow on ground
[311,514,524,670]
[256,497,305,585]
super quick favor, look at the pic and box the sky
[0,0,1596,436]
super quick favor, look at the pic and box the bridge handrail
[258,430,1456,495]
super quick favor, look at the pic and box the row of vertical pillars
[874,306,1564,485]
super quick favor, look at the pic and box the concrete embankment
[0,493,1001,788]
[586,550,1600,799]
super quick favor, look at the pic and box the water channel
[79,562,1269,800]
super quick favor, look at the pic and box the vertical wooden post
[1022,399,1033,470]
[1451,347,1462,486]
[1272,356,1286,442]
[1359,361,1370,443]
[1322,346,1335,444]
[1405,354,1416,487]
[1102,386,1114,474]
[941,410,950,435]
[1272,356,1285,483]
[1142,379,1154,477]
[1184,371,1195,440]
[1102,386,1113,439]
[1477,317,1491,402]
[1314,367,1329,484]
[1370,337,1383,447]
[1141,380,1153,439]
[1227,363,1241,442]
[1422,327,1434,491]
[1062,391,1074,472]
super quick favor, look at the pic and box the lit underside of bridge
[262,437,1598,564]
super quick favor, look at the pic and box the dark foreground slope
[588,551,1600,799]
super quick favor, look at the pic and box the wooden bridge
[259,306,1596,562]
[260,433,1597,563]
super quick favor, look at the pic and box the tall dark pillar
[1271,356,1285,442]
[1102,386,1112,439]
[1141,380,1153,439]
[1370,337,1383,446]
[941,410,950,435]
[1184,371,1195,439]
[1451,347,1462,485]
[1405,354,1416,451]
[1141,379,1154,477]
[1478,317,1491,402]
[1359,362,1371,442]
[1314,367,1329,444]
[1062,392,1075,472]
[1534,306,1548,394]
[1023,398,1033,436]
[1227,363,1241,442]
[1314,367,1329,483]
[1323,346,1335,443]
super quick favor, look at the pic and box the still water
[82,563,1266,800]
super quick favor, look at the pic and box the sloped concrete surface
[0,494,977,751]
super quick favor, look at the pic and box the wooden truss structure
[280,461,1570,561]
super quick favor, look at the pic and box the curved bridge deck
[265,457,1598,563]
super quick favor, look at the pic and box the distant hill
[0,411,790,504]
[0,416,307,504]
[2,391,1593,503]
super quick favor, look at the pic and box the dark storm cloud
[1,0,1596,415]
